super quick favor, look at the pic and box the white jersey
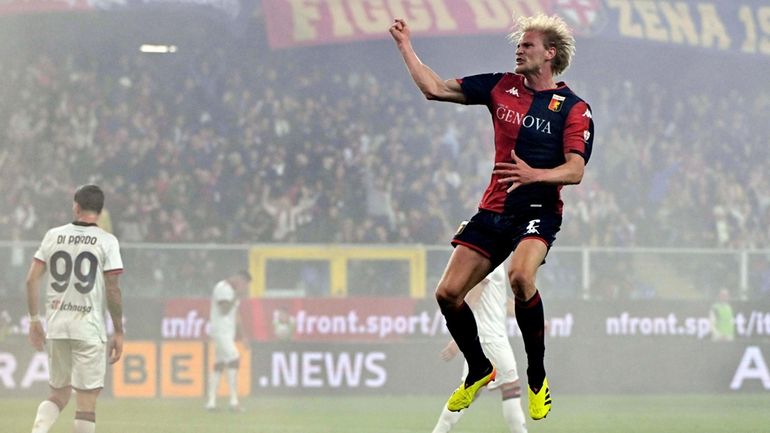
[209,280,239,339]
[34,222,123,343]
[471,264,510,343]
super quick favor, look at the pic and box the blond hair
[508,15,576,76]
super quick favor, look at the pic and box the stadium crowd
[0,10,767,301]
[2,44,768,251]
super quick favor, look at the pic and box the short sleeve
[103,234,124,274]
[563,101,594,164]
[33,229,55,264]
[458,73,504,106]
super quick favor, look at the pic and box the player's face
[514,31,554,75]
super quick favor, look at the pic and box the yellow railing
[248,245,426,298]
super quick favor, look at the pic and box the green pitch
[3,394,769,433]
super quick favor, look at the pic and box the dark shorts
[451,208,562,269]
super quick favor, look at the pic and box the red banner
[0,0,93,16]
[262,0,555,48]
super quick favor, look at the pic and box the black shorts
[451,208,562,269]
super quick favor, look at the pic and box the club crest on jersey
[548,94,565,112]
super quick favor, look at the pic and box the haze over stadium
[1,0,770,432]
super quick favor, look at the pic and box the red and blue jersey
[458,73,594,214]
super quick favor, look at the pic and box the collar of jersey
[521,80,568,94]
[72,221,98,227]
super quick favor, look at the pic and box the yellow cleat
[446,367,496,412]
[528,377,552,420]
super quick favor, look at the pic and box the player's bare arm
[25,260,46,351]
[236,303,248,345]
[105,272,124,364]
[493,150,585,193]
[389,18,466,104]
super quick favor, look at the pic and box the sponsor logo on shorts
[51,300,93,314]
[525,219,541,234]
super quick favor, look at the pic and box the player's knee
[74,388,100,412]
[508,268,535,297]
[435,285,463,311]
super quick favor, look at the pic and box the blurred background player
[710,288,735,342]
[431,264,527,433]
[26,184,124,433]
[205,270,251,412]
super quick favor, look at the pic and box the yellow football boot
[446,367,496,412]
[528,377,552,420]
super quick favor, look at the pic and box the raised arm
[389,19,466,104]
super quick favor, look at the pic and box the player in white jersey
[432,264,528,433]
[26,185,124,433]
[205,271,251,412]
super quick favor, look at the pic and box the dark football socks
[515,290,546,391]
[440,300,492,386]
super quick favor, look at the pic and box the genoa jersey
[459,73,594,214]
[34,222,123,343]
